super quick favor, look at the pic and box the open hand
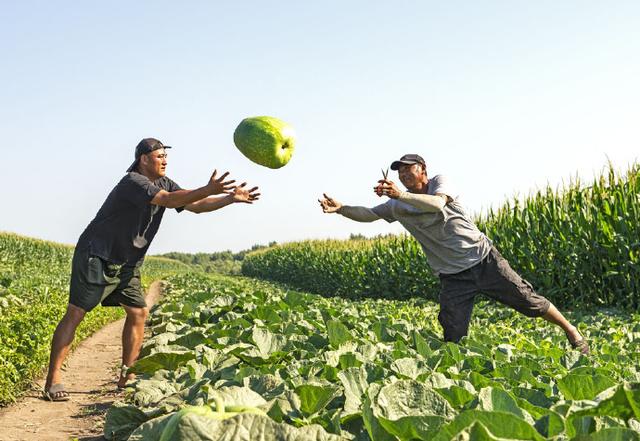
[374,179,401,198]
[232,182,260,204]
[207,170,236,195]
[318,193,342,213]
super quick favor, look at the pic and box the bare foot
[117,372,136,389]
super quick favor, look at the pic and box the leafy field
[0,232,189,405]
[106,272,640,440]
[242,163,640,310]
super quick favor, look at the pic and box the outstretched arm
[376,179,447,212]
[186,182,260,214]
[397,191,447,212]
[318,193,380,222]
[151,170,236,209]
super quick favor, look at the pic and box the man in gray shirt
[319,154,588,354]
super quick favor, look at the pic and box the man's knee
[63,303,87,326]
[124,305,149,322]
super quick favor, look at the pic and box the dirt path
[0,281,165,441]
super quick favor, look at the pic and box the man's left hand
[232,183,260,204]
[374,179,401,199]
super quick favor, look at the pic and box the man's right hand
[206,170,236,195]
[318,193,342,213]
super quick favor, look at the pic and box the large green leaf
[327,320,354,348]
[390,357,429,380]
[252,327,289,355]
[570,383,640,421]
[131,378,180,408]
[242,374,285,400]
[234,327,289,365]
[453,421,529,440]
[104,402,154,440]
[362,384,396,441]
[337,367,369,416]
[294,383,341,417]
[205,386,268,409]
[432,410,546,441]
[174,331,211,349]
[534,412,566,438]
[139,333,180,358]
[283,291,308,308]
[570,427,640,441]
[130,350,196,375]
[557,373,618,401]
[476,387,529,421]
[372,380,455,440]
[128,411,344,440]
[436,385,476,409]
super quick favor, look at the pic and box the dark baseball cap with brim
[390,154,426,170]
[126,138,172,172]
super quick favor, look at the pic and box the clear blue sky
[2,1,638,253]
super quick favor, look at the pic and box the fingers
[234,183,258,195]
[216,171,230,182]
[231,182,261,204]
[322,193,337,205]
[211,169,217,180]
[221,180,236,192]
[318,198,330,212]
[239,192,260,203]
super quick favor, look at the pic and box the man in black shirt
[43,138,260,401]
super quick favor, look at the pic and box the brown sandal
[43,383,70,402]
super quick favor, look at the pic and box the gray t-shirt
[371,175,492,275]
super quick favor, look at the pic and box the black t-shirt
[77,172,183,265]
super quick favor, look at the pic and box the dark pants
[437,246,551,342]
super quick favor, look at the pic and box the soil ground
[0,281,164,441]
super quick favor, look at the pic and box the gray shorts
[69,246,146,312]
[437,246,550,342]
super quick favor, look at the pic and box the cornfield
[242,163,640,309]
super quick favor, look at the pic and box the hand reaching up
[206,170,236,195]
[232,182,260,204]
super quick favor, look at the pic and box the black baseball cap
[390,154,426,170]
[126,138,172,172]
